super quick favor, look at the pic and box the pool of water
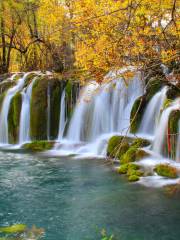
[0,151,180,240]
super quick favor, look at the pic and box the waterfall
[66,72,143,143]
[19,77,37,144]
[0,73,28,144]
[47,82,51,141]
[153,98,180,155]
[139,87,167,135]
[57,89,66,140]
[176,121,180,162]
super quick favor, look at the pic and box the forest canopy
[0,0,179,82]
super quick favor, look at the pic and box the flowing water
[67,73,143,142]
[139,87,167,135]
[53,72,144,156]
[153,98,180,156]
[0,74,28,144]
[19,77,37,144]
[0,151,180,240]
[57,89,67,140]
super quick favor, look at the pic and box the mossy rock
[169,109,180,134]
[0,224,27,234]
[107,136,124,157]
[163,98,173,109]
[166,85,180,100]
[30,75,71,140]
[118,164,129,174]
[154,164,178,178]
[128,175,140,182]
[30,76,64,140]
[127,169,144,177]
[24,72,38,88]
[0,80,16,94]
[118,163,140,174]
[146,76,164,101]
[23,141,54,152]
[107,136,131,158]
[30,76,49,140]
[130,76,165,133]
[130,96,146,133]
[132,138,150,148]
[167,109,180,158]
[8,92,22,143]
[135,149,150,160]
[120,146,138,164]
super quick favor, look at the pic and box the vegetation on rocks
[8,92,22,143]
[128,175,140,182]
[130,96,146,133]
[118,163,143,182]
[30,76,48,140]
[23,141,54,152]
[154,164,178,179]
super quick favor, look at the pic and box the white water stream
[57,89,67,140]
[139,87,167,135]
[19,77,37,144]
[0,73,29,144]
[54,71,144,156]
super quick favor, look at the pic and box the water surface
[0,151,179,240]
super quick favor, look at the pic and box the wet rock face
[8,92,22,144]
[0,72,80,143]
[30,75,79,141]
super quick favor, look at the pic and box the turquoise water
[0,151,180,240]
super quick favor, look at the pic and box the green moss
[116,142,130,159]
[132,138,150,148]
[107,136,124,157]
[117,164,129,174]
[127,169,143,177]
[118,163,140,175]
[8,92,22,143]
[154,164,178,178]
[163,98,173,109]
[23,141,54,152]
[130,96,146,133]
[50,80,62,139]
[135,149,150,160]
[146,77,164,101]
[169,110,180,134]
[0,80,15,93]
[120,146,138,164]
[30,75,68,140]
[24,72,37,87]
[0,224,27,234]
[128,175,140,182]
[30,76,48,140]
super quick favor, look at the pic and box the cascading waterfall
[153,98,180,156]
[139,86,168,135]
[66,72,143,143]
[19,77,37,144]
[57,89,66,140]
[0,73,28,144]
